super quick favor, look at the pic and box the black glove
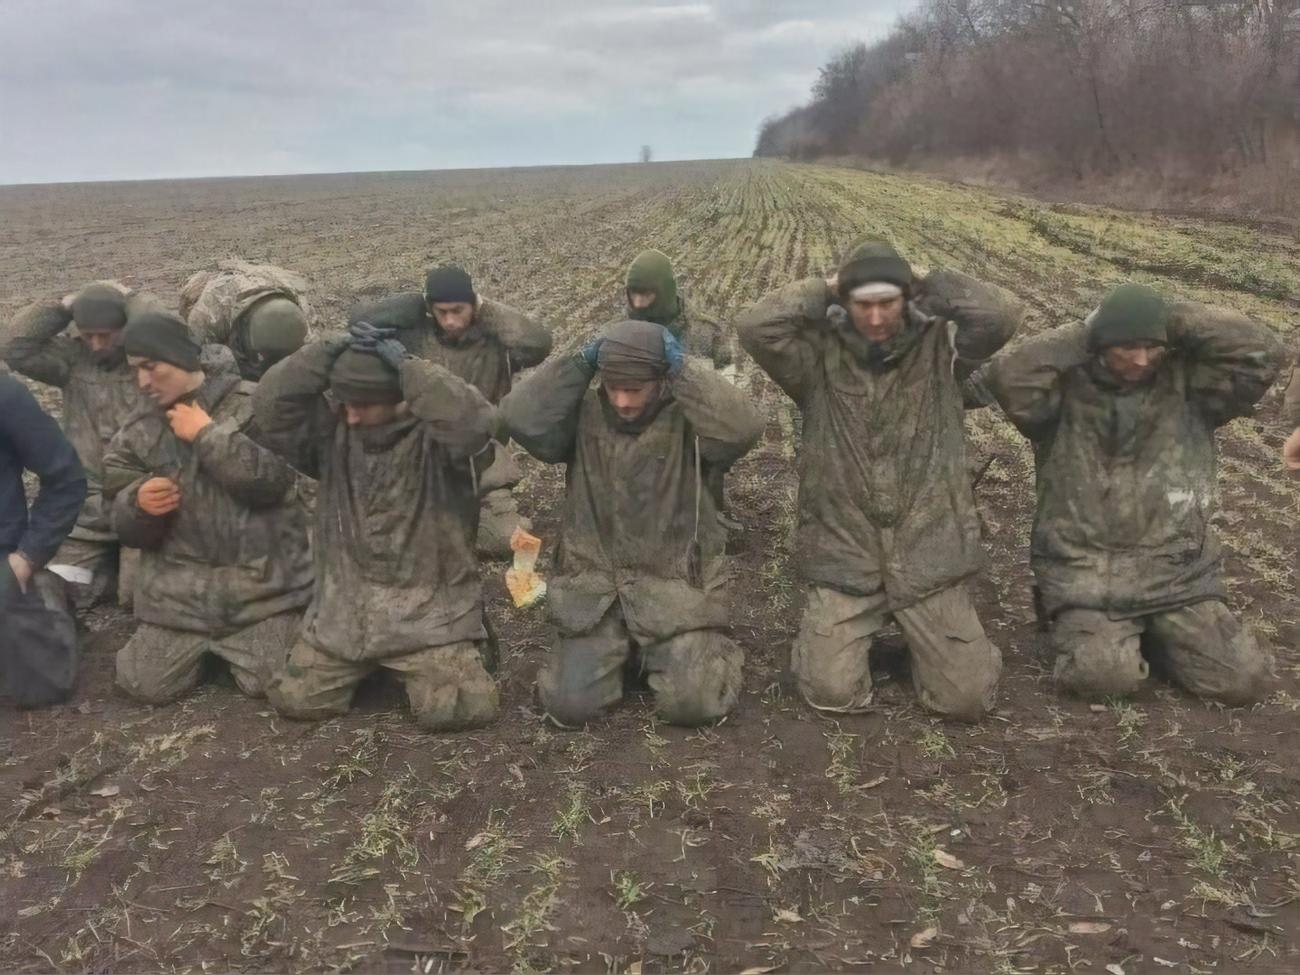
[373,335,410,371]
[348,320,395,352]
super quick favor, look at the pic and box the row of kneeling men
[1,241,1292,729]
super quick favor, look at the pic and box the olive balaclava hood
[625,249,681,327]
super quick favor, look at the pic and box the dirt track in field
[1,160,1298,973]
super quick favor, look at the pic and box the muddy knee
[266,672,350,722]
[406,647,499,732]
[537,674,606,728]
[114,636,199,706]
[791,646,872,712]
[1053,646,1147,700]
[651,635,743,727]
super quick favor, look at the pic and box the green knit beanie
[72,284,129,332]
[123,311,202,371]
[329,348,403,405]
[245,296,308,362]
[1086,283,1168,352]
[837,238,914,294]
[625,249,680,326]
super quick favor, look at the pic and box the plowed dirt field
[1,160,1297,973]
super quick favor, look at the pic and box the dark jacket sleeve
[251,340,343,479]
[399,357,497,460]
[192,407,296,509]
[480,299,553,372]
[3,301,78,388]
[498,354,590,464]
[736,277,828,404]
[0,377,87,567]
[976,323,1090,442]
[103,425,170,550]
[1166,301,1286,427]
[672,358,765,466]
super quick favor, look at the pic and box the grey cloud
[0,0,908,183]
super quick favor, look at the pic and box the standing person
[0,371,87,706]
[180,259,314,381]
[3,282,159,607]
[352,266,552,558]
[0,372,87,593]
[103,311,312,704]
[253,325,500,731]
[500,320,764,727]
[974,284,1283,704]
[737,239,1021,722]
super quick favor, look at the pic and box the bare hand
[138,477,181,516]
[824,273,839,299]
[1284,428,1300,471]
[7,552,33,593]
[167,402,213,443]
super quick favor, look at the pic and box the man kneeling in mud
[104,312,312,704]
[254,322,500,731]
[500,320,764,727]
[973,283,1283,705]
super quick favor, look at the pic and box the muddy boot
[478,488,529,561]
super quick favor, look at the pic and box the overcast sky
[0,0,907,185]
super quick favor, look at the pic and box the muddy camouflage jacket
[180,260,316,381]
[737,275,1019,609]
[975,304,1283,620]
[252,343,496,660]
[501,355,763,640]
[103,361,313,634]
[384,295,552,405]
[3,296,157,542]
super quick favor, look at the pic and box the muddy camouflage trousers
[540,601,744,728]
[792,584,1002,722]
[267,638,498,732]
[116,611,301,705]
[48,537,138,611]
[1051,600,1270,706]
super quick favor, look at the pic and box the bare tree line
[755,0,1299,205]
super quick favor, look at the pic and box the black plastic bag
[0,565,78,708]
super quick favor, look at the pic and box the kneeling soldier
[254,324,500,731]
[973,284,1283,704]
[104,312,312,703]
[501,320,764,727]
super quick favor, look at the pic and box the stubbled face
[847,294,906,343]
[627,288,656,311]
[129,356,199,408]
[603,379,660,422]
[1102,342,1167,385]
[78,327,123,355]
[342,401,407,427]
[430,301,475,337]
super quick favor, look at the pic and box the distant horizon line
[0,155,754,191]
